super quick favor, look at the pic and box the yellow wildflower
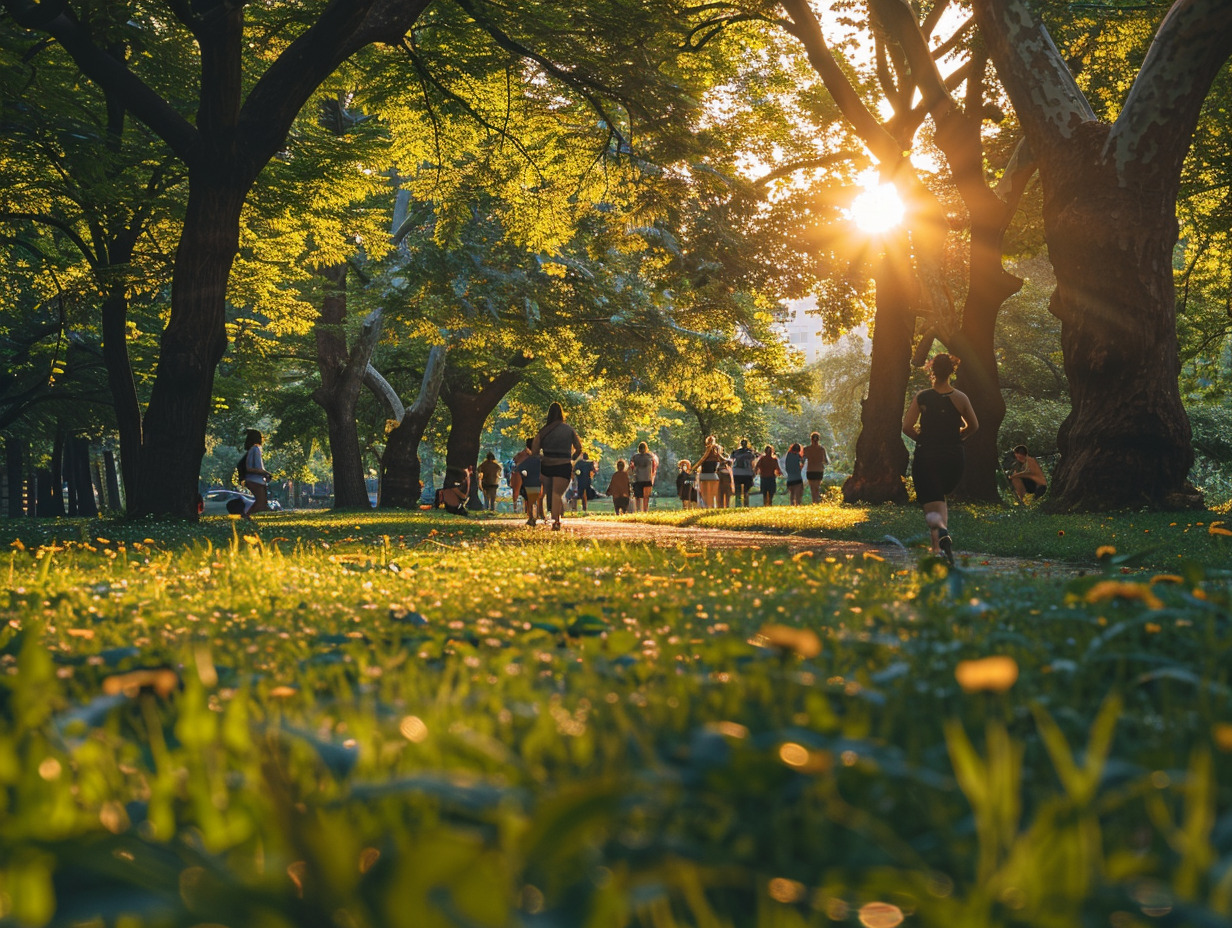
[1084,580,1164,610]
[955,656,1019,693]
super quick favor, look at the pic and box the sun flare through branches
[848,179,905,235]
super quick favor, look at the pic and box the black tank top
[917,389,962,446]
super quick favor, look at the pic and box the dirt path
[489,516,1079,576]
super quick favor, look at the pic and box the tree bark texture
[312,263,384,510]
[971,0,1232,510]
[100,283,143,509]
[843,243,912,504]
[70,436,99,517]
[380,344,448,509]
[441,361,530,508]
[103,449,122,511]
[131,176,244,517]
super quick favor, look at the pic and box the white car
[201,488,254,515]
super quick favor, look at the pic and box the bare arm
[953,390,980,438]
[902,394,923,441]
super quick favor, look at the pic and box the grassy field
[0,509,1229,927]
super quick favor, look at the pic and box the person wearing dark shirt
[607,460,632,515]
[902,353,979,564]
[517,447,544,526]
[730,439,756,507]
[530,402,583,531]
[784,442,805,506]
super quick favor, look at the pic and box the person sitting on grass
[436,465,471,516]
[607,459,632,515]
[1008,444,1047,503]
[676,460,697,510]
[518,446,544,526]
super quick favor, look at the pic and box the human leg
[808,478,823,503]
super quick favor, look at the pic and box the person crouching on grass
[1008,444,1047,503]
[607,459,632,515]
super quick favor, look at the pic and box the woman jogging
[802,432,830,503]
[531,402,583,531]
[902,353,979,564]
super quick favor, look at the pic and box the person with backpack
[902,353,979,564]
[239,429,272,516]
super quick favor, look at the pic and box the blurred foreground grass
[0,510,1228,927]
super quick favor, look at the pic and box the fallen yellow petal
[955,656,1019,693]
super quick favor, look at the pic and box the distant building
[779,298,829,364]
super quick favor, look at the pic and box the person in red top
[754,444,781,506]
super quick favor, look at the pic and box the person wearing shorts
[754,445,780,506]
[1008,445,1047,503]
[693,436,725,509]
[630,442,658,512]
[730,439,756,507]
[784,442,805,506]
[518,449,544,526]
[478,451,502,511]
[903,353,979,563]
[676,460,697,510]
[802,432,830,503]
[531,402,583,531]
[510,440,531,514]
[607,459,632,515]
[574,452,598,512]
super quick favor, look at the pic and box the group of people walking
[675,433,831,509]
[429,356,1044,566]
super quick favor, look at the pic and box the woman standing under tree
[902,354,979,564]
[784,442,805,506]
[242,429,272,517]
[531,402,583,531]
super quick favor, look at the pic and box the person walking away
[531,402,583,531]
[478,452,502,512]
[574,452,598,513]
[676,460,697,510]
[607,459,632,515]
[510,440,530,514]
[802,432,830,503]
[1008,444,1047,503]
[693,436,724,509]
[241,429,272,516]
[730,439,756,507]
[902,353,979,564]
[717,456,734,508]
[517,446,544,526]
[754,444,781,506]
[630,442,657,512]
[784,442,805,506]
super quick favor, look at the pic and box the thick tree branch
[970,0,1096,152]
[364,363,405,423]
[1106,0,1232,182]
[3,0,199,160]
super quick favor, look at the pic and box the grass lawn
[0,509,1229,927]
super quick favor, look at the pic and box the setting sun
[849,182,905,234]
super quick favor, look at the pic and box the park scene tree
[1,0,1231,924]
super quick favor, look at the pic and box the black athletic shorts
[633,480,652,495]
[1021,477,1045,496]
[912,444,964,505]
[541,462,572,480]
[760,477,777,497]
[786,479,803,487]
[806,471,824,481]
[733,475,754,491]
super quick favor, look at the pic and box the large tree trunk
[949,216,1022,501]
[131,176,245,518]
[103,449,122,511]
[971,0,1231,511]
[441,363,529,508]
[312,263,385,510]
[100,283,143,508]
[843,242,912,504]
[380,344,448,509]
[1044,127,1199,510]
[4,439,23,518]
[70,436,99,517]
